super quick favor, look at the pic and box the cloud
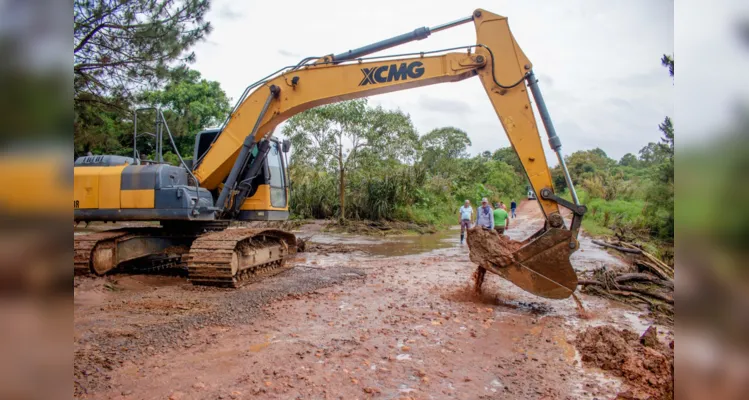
[278,49,302,58]
[615,69,670,89]
[218,6,243,21]
[606,98,633,110]
[419,96,471,114]
[537,73,555,88]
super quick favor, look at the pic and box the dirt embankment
[576,325,674,400]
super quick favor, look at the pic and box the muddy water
[304,228,460,257]
[75,200,673,400]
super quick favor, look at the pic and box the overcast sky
[191,0,676,166]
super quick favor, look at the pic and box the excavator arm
[193,9,587,298]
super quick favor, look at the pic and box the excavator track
[74,230,132,276]
[186,228,297,288]
[74,226,212,277]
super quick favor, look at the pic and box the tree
[140,67,231,157]
[643,55,675,240]
[283,99,418,220]
[564,148,615,184]
[419,127,471,175]
[74,67,230,160]
[661,54,674,78]
[74,0,212,103]
[492,146,523,175]
[619,153,640,167]
[638,142,668,165]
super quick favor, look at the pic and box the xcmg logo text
[359,61,425,86]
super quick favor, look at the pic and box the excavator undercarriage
[74,222,297,287]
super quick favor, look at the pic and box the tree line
[282,99,528,224]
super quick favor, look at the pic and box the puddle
[307,228,459,257]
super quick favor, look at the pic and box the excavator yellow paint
[121,189,155,209]
[73,167,102,209]
[472,13,560,219]
[98,165,125,209]
[74,165,128,209]
[239,185,288,211]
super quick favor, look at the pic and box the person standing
[499,201,507,211]
[458,200,474,244]
[475,198,494,230]
[510,199,517,218]
[493,202,510,235]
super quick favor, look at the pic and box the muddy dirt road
[74,201,673,399]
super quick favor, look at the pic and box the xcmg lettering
[359,61,425,86]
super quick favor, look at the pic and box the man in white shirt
[458,200,473,244]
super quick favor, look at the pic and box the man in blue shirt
[475,198,494,230]
[458,200,473,244]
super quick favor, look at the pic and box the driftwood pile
[581,240,674,323]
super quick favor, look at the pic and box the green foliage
[558,54,674,244]
[74,67,230,161]
[283,99,419,219]
[140,67,231,157]
[74,0,212,102]
[619,153,640,167]
[73,1,222,160]
[642,58,675,241]
[285,101,524,226]
[420,127,471,176]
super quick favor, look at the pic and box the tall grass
[561,189,646,236]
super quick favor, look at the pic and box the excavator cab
[193,129,291,221]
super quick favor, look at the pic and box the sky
[191,0,676,166]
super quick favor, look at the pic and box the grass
[561,189,645,238]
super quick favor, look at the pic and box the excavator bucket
[467,227,578,299]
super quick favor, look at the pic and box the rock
[229,391,243,399]
[363,387,381,394]
[121,389,133,396]
[415,369,426,377]
[639,326,659,349]
[192,382,206,390]
[168,391,184,400]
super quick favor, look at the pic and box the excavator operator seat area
[236,139,290,221]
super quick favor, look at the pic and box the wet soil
[465,226,523,269]
[74,200,674,399]
[575,326,674,399]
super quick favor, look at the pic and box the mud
[466,226,523,268]
[74,200,674,399]
[575,325,674,399]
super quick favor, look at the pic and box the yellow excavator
[73,9,587,298]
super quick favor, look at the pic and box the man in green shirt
[493,202,510,235]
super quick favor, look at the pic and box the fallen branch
[636,260,673,282]
[578,279,673,304]
[619,242,674,275]
[616,273,673,289]
[608,290,656,306]
[592,240,643,254]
